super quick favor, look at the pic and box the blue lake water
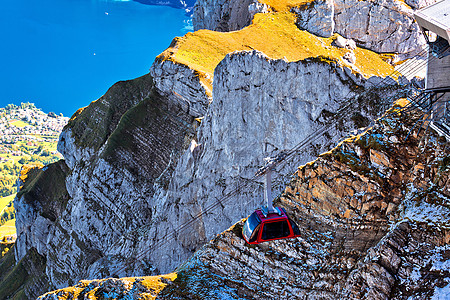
[0,0,191,116]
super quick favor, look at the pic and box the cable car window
[249,224,261,243]
[288,217,301,236]
[243,212,261,241]
[261,220,290,240]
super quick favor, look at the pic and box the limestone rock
[14,49,404,294]
[333,0,427,59]
[405,0,440,9]
[154,106,449,300]
[193,0,255,31]
[248,0,270,18]
[150,58,211,118]
[292,0,335,37]
[38,274,177,300]
[343,51,356,64]
[193,0,430,59]
[42,113,450,300]
[294,0,430,58]
[335,35,347,48]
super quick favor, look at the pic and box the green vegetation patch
[9,120,28,128]
[18,160,70,222]
[0,246,50,300]
[66,74,155,151]
[101,87,195,186]
[0,194,14,213]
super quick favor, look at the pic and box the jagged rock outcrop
[15,161,70,262]
[193,0,260,31]
[38,273,177,299]
[39,108,450,299]
[298,0,432,59]
[12,74,198,293]
[332,0,427,59]
[3,162,70,298]
[108,50,405,278]
[404,0,438,9]
[150,58,212,117]
[292,0,335,37]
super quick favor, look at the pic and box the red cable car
[242,155,301,244]
[242,207,301,244]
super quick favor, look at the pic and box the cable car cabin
[242,207,301,244]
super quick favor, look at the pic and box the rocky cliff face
[12,45,403,294]
[193,0,267,31]
[331,0,427,59]
[154,107,449,300]
[39,105,450,300]
[10,0,433,297]
[150,58,212,117]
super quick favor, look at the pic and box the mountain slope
[39,103,450,299]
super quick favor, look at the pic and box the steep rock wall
[12,161,70,298]
[14,74,198,290]
[331,0,427,59]
[39,107,450,299]
[14,48,403,292]
[193,0,265,31]
[159,107,450,299]
[150,58,212,117]
[101,51,403,277]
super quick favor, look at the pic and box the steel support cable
[417,101,448,138]
[276,52,438,169]
[405,92,447,139]
[120,54,429,242]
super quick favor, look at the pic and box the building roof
[414,0,450,42]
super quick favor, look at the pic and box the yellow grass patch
[42,273,177,300]
[10,120,28,128]
[0,219,15,239]
[19,163,44,182]
[140,273,177,299]
[0,194,15,212]
[394,98,410,108]
[158,12,396,91]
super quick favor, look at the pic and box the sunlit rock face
[40,107,450,300]
[15,48,401,293]
[332,0,427,59]
[193,0,257,31]
[157,108,449,300]
[98,50,400,276]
